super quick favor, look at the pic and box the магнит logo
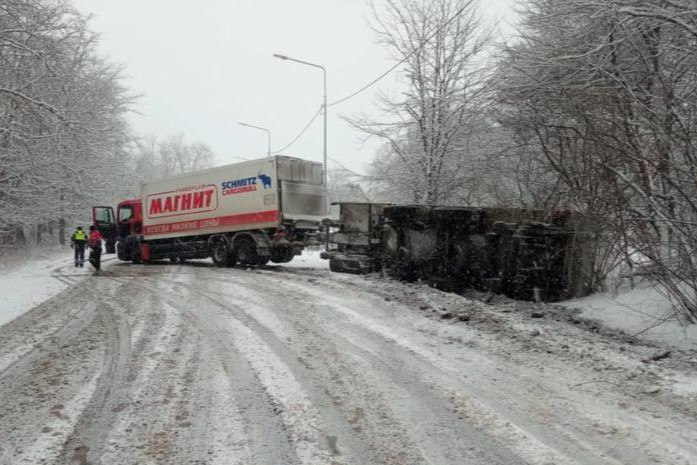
[147,185,218,218]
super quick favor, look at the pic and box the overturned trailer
[322,202,596,302]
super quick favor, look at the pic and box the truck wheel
[225,250,237,267]
[270,247,294,264]
[234,236,258,266]
[329,258,344,273]
[211,240,230,267]
[116,241,127,261]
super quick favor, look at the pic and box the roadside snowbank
[0,249,77,328]
[562,285,697,351]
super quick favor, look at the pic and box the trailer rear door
[276,156,327,221]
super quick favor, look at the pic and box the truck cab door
[92,206,117,254]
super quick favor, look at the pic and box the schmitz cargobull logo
[221,172,273,196]
[146,184,218,219]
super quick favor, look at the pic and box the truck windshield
[119,206,133,222]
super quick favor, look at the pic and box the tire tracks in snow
[132,270,341,465]
[202,270,532,465]
[99,268,301,465]
[0,291,106,464]
[0,257,108,375]
[3,260,697,464]
[54,291,133,465]
[240,269,697,465]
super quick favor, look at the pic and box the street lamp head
[238,121,272,157]
[273,54,288,60]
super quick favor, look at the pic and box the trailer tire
[210,239,230,267]
[329,258,343,273]
[234,236,259,266]
[270,246,294,264]
[225,254,238,267]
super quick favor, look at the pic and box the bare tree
[0,0,135,249]
[496,0,697,321]
[348,0,491,204]
[328,166,371,204]
[128,133,216,183]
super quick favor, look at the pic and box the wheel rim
[213,242,227,263]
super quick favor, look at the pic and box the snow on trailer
[323,202,596,302]
[93,156,326,266]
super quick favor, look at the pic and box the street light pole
[273,54,328,214]
[238,122,271,157]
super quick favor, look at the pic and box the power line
[272,105,323,154]
[274,3,474,153]
[328,1,475,108]
[328,62,404,108]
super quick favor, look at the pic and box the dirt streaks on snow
[0,257,695,465]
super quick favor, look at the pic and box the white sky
[72,0,517,173]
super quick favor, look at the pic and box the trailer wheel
[211,240,230,267]
[234,236,258,266]
[329,258,344,273]
[225,249,238,267]
[270,246,294,264]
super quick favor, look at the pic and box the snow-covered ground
[562,285,697,351]
[0,248,325,331]
[7,247,695,353]
[0,251,696,464]
[0,249,81,328]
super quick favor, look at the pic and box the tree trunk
[58,218,66,245]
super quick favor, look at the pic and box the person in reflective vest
[70,226,87,268]
[88,225,104,274]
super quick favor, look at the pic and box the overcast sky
[72,0,517,173]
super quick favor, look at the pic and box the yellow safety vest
[74,230,86,241]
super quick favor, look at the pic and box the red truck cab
[116,199,143,237]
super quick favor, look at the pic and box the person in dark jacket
[88,225,104,274]
[70,226,87,268]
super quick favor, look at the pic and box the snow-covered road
[1,259,696,465]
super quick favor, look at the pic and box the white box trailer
[93,156,326,266]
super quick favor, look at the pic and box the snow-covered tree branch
[496,0,697,322]
[348,0,492,205]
